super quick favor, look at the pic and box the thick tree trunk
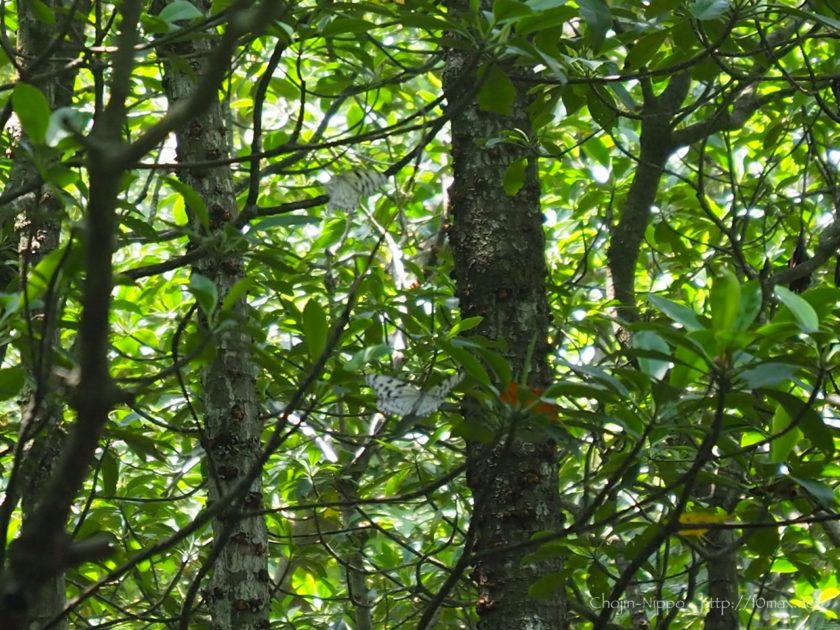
[155,3,269,627]
[443,4,565,627]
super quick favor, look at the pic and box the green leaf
[24,0,56,25]
[107,428,166,461]
[166,177,209,230]
[800,286,840,321]
[578,0,611,51]
[252,215,320,231]
[734,280,761,331]
[439,340,491,386]
[503,158,528,196]
[648,295,705,331]
[625,29,669,69]
[12,83,51,144]
[669,343,708,388]
[740,362,798,390]
[472,343,513,384]
[141,15,170,34]
[743,509,779,557]
[527,571,564,599]
[0,367,24,401]
[769,403,800,464]
[586,86,617,129]
[586,565,610,600]
[159,0,204,24]
[774,285,819,333]
[399,14,455,31]
[220,277,253,311]
[516,6,576,35]
[302,300,328,361]
[493,0,533,21]
[790,476,837,509]
[25,246,80,304]
[526,0,567,9]
[451,417,496,442]
[792,8,840,31]
[46,107,89,146]
[544,381,618,403]
[101,450,120,496]
[765,389,833,456]
[607,82,638,112]
[689,0,730,21]
[189,274,218,317]
[0,293,21,328]
[799,408,834,456]
[448,316,483,336]
[321,18,374,37]
[210,0,233,13]
[313,218,346,250]
[477,66,516,116]
[710,269,740,332]
[633,331,670,380]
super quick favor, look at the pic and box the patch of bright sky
[590,163,610,183]
[668,145,690,167]
[650,271,672,292]
[578,345,596,364]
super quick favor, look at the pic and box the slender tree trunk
[605,73,689,325]
[443,3,565,626]
[1,1,88,626]
[704,528,739,630]
[703,481,740,630]
[154,2,269,627]
[601,73,747,627]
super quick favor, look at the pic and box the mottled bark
[443,3,564,627]
[703,529,739,630]
[0,1,88,626]
[154,2,269,627]
[703,480,740,630]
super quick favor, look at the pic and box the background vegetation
[1,0,840,628]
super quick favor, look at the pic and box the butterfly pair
[365,373,463,417]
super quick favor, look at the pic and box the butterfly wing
[365,375,424,416]
[366,373,462,418]
[412,373,462,416]
[427,374,464,407]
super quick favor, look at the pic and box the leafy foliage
[0,0,840,628]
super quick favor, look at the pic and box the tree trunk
[1,1,88,626]
[443,3,565,627]
[154,2,269,627]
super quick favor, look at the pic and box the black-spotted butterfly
[326,169,387,210]
[365,373,463,417]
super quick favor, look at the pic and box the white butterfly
[326,169,387,210]
[365,373,463,417]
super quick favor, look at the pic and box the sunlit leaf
[478,65,516,115]
[774,286,819,333]
[12,83,50,144]
[689,0,730,21]
[578,0,611,50]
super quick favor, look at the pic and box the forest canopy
[1,0,840,628]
